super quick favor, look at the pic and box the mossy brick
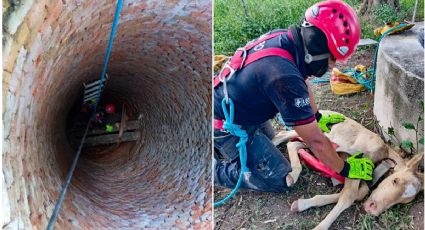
[3,41,22,73]
[15,22,30,45]
[3,70,12,86]
[3,71,12,115]
[4,0,34,35]
[3,0,10,14]
[24,21,42,50]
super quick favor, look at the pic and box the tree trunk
[359,0,400,15]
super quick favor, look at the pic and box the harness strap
[214,118,224,130]
[245,31,285,50]
[213,48,295,87]
[369,159,396,188]
[214,31,296,88]
[244,48,295,67]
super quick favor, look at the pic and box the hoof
[286,174,294,187]
[290,200,299,213]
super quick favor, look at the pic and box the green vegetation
[400,0,425,21]
[386,100,424,154]
[214,0,424,54]
[356,201,420,230]
[373,3,408,24]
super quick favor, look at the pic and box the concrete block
[374,22,424,150]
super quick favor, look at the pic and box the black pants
[214,121,291,192]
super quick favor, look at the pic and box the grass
[356,200,422,230]
[214,0,424,54]
[400,0,425,21]
[279,219,318,229]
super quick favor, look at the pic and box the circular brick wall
[3,0,211,229]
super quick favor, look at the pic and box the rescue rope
[311,23,413,91]
[214,98,250,207]
[46,1,123,229]
[276,113,292,131]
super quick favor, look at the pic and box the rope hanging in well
[46,1,123,229]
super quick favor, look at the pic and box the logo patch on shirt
[294,97,310,108]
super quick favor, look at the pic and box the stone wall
[2,0,212,229]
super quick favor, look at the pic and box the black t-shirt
[214,30,315,126]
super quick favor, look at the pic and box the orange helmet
[105,103,116,114]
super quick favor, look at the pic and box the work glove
[315,111,345,133]
[339,152,374,181]
[105,124,114,133]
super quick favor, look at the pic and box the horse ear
[407,153,424,172]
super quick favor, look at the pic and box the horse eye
[393,178,399,184]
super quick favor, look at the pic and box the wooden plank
[84,88,101,99]
[358,38,378,47]
[83,74,109,88]
[84,85,103,94]
[84,131,140,146]
[118,105,127,139]
[88,120,139,135]
[70,120,140,137]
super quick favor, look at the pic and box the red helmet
[305,0,360,62]
[105,103,116,114]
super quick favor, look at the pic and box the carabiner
[235,47,248,70]
[223,77,229,104]
[218,62,235,104]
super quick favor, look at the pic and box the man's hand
[293,121,345,173]
[340,152,374,181]
[317,112,345,133]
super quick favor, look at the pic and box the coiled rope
[311,23,413,91]
[46,1,123,229]
[214,98,250,207]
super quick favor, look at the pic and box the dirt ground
[214,47,424,230]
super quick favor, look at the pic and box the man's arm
[293,121,344,172]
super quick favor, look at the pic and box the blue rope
[311,23,413,91]
[311,72,331,84]
[341,68,375,90]
[370,23,412,83]
[46,1,123,229]
[93,0,123,113]
[276,113,292,130]
[214,98,249,207]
